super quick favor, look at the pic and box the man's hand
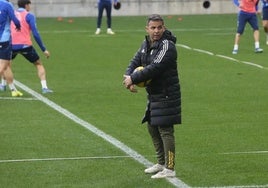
[44,50,50,59]
[123,75,132,88]
[123,75,137,93]
[128,84,137,93]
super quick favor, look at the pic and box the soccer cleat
[0,84,6,91]
[95,28,101,35]
[232,49,238,54]
[107,28,115,35]
[144,164,164,174]
[42,88,53,94]
[11,90,23,97]
[255,48,263,53]
[151,168,176,179]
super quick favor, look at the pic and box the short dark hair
[147,14,164,25]
[18,0,31,8]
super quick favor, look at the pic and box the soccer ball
[113,2,121,10]
[133,66,151,87]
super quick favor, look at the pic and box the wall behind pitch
[9,0,238,18]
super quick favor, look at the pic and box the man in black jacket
[123,14,181,179]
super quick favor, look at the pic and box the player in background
[95,0,119,35]
[232,0,263,54]
[261,0,268,44]
[0,0,23,97]
[3,0,53,94]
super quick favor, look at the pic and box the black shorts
[263,7,268,20]
[0,41,12,60]
[12,46,40,63]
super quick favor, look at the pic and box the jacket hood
[163,30,177,44]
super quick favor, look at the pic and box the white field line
[215,54,240,62]
[192,48,214,56]
[220,151,268,155]
[13,80,190,188]
[179,44,192,50]
[177,44,266,70]
[240,61,264,69]
[204,32,234,36]
[0,155,134,163]
[194,185,268,188]
[2,150,266,164]
[0,96,38,100]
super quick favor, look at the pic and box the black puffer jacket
[125,30,181,126]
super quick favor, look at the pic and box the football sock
[41,80,48,89]
[1,77,6,86]
[233,44,238,50]
[8,83,17,91]
[255,42,260,49]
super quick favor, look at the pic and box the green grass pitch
[0,14,268,187]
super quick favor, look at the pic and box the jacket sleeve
[27,13,46,52]
[125,48,142,75]
[233,0,240,7]
[131,40,177,84]
[8,3,20,30]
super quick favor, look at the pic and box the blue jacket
[0,0,20,42]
